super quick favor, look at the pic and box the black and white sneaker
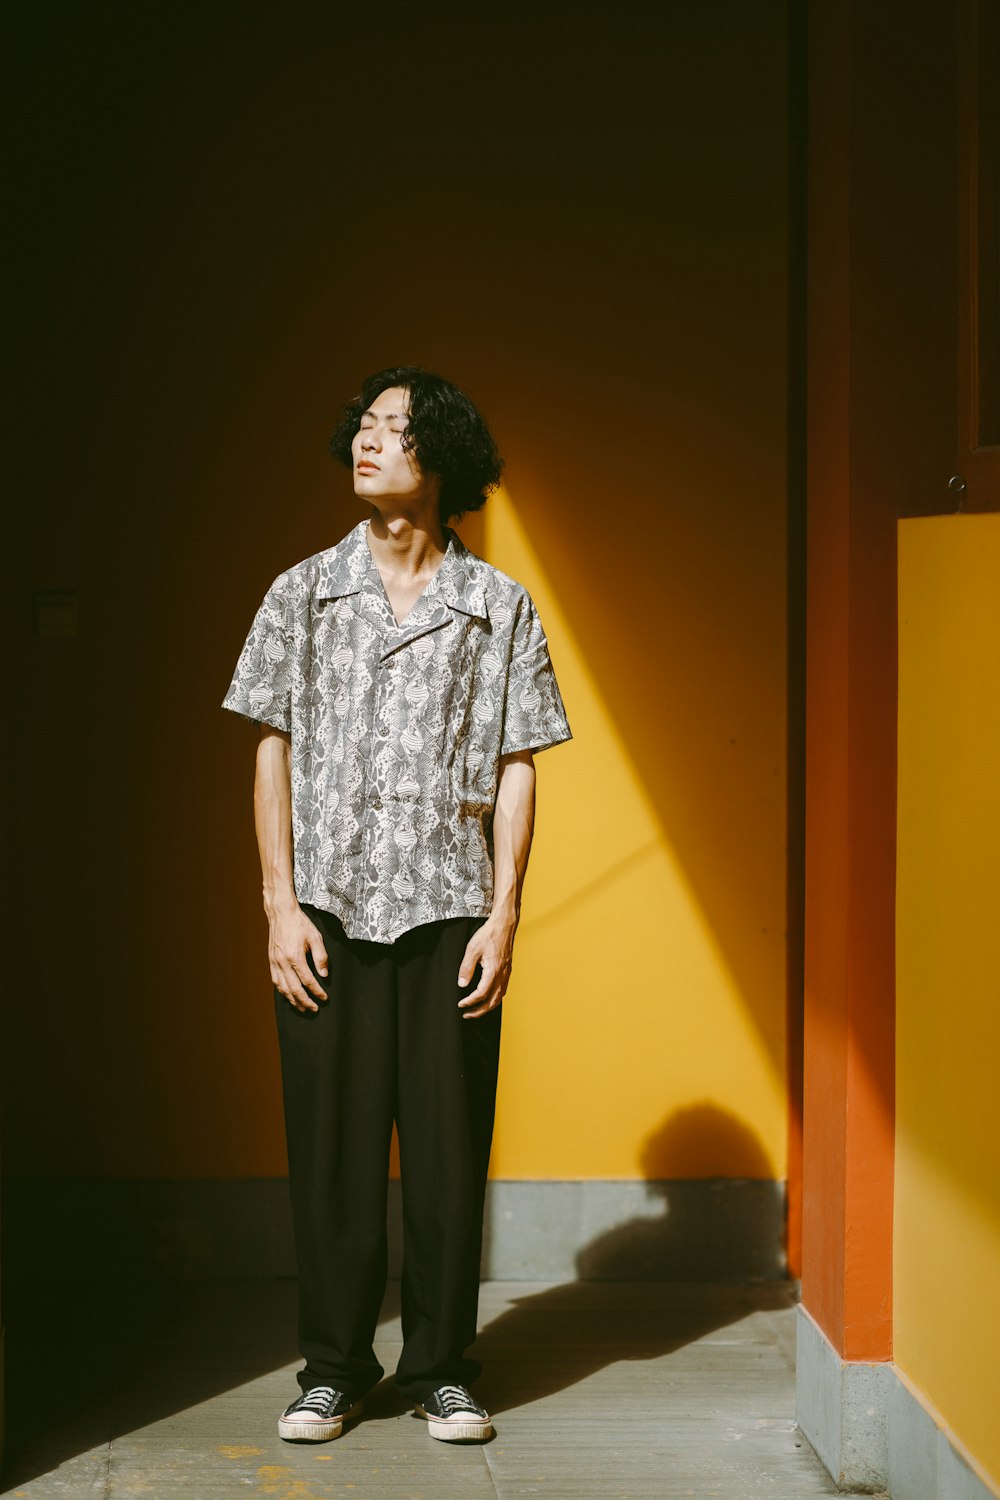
[278,1385,362,1442]
[413,1383,493,1442]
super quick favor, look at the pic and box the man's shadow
[367,1104,793,1422]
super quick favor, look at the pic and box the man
[222,366,572,1445]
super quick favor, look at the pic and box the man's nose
[360,428,380,450]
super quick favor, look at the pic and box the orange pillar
[801,0,895,1370]
[800,0,962,1384]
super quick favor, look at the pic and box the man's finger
[281,963,320,1012]
[292,954,328,1001]
[280,985,316,1014]
[307,931,330,979]
[457,944,485,987]
[462,992,504,1020]
[458,967,493,1007]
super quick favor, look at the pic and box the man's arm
[255,725,329,1013]
[457,749,536,1019]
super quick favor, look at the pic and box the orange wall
[801,0,961,1360]
[7,8,790,1180]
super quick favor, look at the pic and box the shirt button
[373,797,383,810]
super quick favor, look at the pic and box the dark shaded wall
[6,5,790,1178]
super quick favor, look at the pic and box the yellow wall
[895,514,1000,1488]
[482,491,786,1177]
[8,8,789,1182]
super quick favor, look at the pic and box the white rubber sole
[278,1398,363,1442]
[413,1405,493,1442]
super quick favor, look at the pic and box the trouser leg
[273,904,395,1399]
[392,915,502,1404]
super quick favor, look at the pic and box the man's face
[351,385,437,508]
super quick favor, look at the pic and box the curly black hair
[329,366,504,525]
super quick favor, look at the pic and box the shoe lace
[435,1384,483,1417]
[290,1385,340,1414]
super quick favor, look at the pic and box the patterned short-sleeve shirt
[222,518,573,943]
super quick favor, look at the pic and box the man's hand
[457,748,535,1019]
[254,727,328,1013]
[457,917,515,1019]
[269,901,329,1013]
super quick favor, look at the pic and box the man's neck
[366,508,448,580]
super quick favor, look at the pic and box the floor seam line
[102,1432,112,1500]
[103,1382,120,1499]
[483,1434,503,1498]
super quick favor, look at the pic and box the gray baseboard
[483,1178,785,1281]
[795,1304,997,1498]
[2,1176,786,1283]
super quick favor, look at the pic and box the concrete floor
[1,1279,883,1498]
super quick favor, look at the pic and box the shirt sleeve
[500,591,573,756]
[221,572,295,732]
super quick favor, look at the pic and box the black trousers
[274,903,502,1405]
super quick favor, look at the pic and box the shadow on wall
[639,1102,776,1179]
[580,1105,781,1282]
[480,1104,784,1284]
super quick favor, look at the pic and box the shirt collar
[316,519,489,621]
